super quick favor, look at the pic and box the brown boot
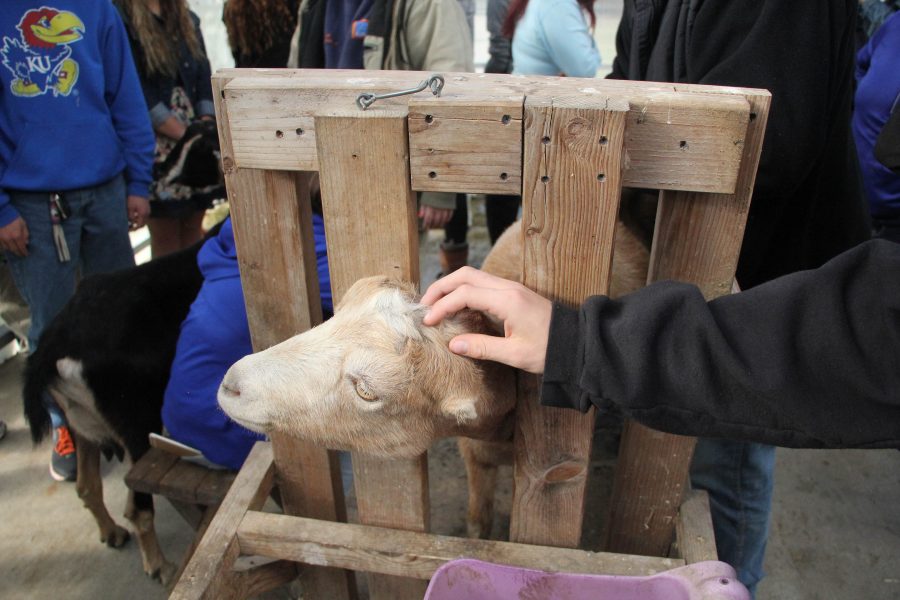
[439,242,469,276]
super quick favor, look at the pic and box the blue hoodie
[0,1,154,226]
[162,216,332,470]
[853,11,900,222]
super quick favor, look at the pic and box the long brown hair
[501,0,596,39]
[223,0,296,62]
[117,0,204,77]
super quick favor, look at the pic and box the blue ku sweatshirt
[0,1,154,226]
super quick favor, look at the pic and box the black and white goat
[22,122,224,585]
[23,238,206,584]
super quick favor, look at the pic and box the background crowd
[1,0,898,598]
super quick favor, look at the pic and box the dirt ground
[1,196,899,599]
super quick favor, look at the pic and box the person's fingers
[424,283,515,326]
[448,332,515,365]
[421,266,519,307]
[11,235,27,257]
[449,332,543,373]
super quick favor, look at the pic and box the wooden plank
[603,93,770,557]
[237,512,684,579]
[408,95,523,194]
[195,468,236,507]
[218,70,756,194]
[226,168,321,346]
[619,93,749,193]
[158,460,211,505]
[314,108,419,292]
[124,447,179,496]
[511,95,628,548]
[315,107,428,600]
[215,75,356,600]
[233,560,298,598]
[171,442,276,600]
[674,490,718,564]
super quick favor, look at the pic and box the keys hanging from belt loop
[49,193,70,262]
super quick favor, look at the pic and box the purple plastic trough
[423,558,750,600]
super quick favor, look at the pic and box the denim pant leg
[690,438,776,597]
[6,193,81,352]
[6,175,133,427]
[74,174,135,276]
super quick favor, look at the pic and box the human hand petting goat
[422,267,552,374]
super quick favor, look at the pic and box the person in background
[115,0,217,258]
[420,240,900,448]
[858,0,899,43]
[164,194,332,469]
[608,1,870,595]
[853,11,900,243]
[0,0,154,481]
[504,0,600,77]
[223,0,299,68]
[289,0,473,268]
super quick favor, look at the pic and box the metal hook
[356,74,445,110]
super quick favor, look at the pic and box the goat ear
[440,396,478,424]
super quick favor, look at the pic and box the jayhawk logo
[1,7,85,97]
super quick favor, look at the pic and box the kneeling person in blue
[162,215,332,470]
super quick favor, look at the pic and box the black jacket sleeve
[541,240,900,449]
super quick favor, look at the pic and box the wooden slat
[510,95,628,547]
[218,70,756,194]
[603,92,770,557]
[674,490,718,564]
[124,447,179,496]
[408,95,523,194]
[315,107,428,600]
[215,75,356,600]
[195,468,236,507]
[158,460,212,505]
[171,442,276,600]
[237,512,684,579]
[232,560,298,598]
[619,92,749,193]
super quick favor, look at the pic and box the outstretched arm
[423,241,900,449]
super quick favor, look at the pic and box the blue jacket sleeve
[539,0,600,77]
[103,6,155,199]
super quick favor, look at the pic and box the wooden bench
[124,446,236,589]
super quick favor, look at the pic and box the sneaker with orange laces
[50,425,77,482]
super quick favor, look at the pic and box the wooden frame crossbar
[171,69,769,600]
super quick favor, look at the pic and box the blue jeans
[6,175,135,427]
[690,438,775,598]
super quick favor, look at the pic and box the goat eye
[354,378,378,402]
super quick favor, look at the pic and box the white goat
[219,221,648,537]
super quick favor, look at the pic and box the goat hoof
[149,561,177,586]
[102,526,130,548]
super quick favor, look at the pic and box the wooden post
[314,107,428,600]
[511,95,628,547]
[603,93,769,556]
[213,77,356,600]
[170,443,275,600]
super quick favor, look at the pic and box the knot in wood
[565,119,587,137]
[544,460,586,483]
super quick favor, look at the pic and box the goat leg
[459,438,504,539]
[125,488,176,586]
[74,432,130,548]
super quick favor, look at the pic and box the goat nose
[220,376,241,398]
